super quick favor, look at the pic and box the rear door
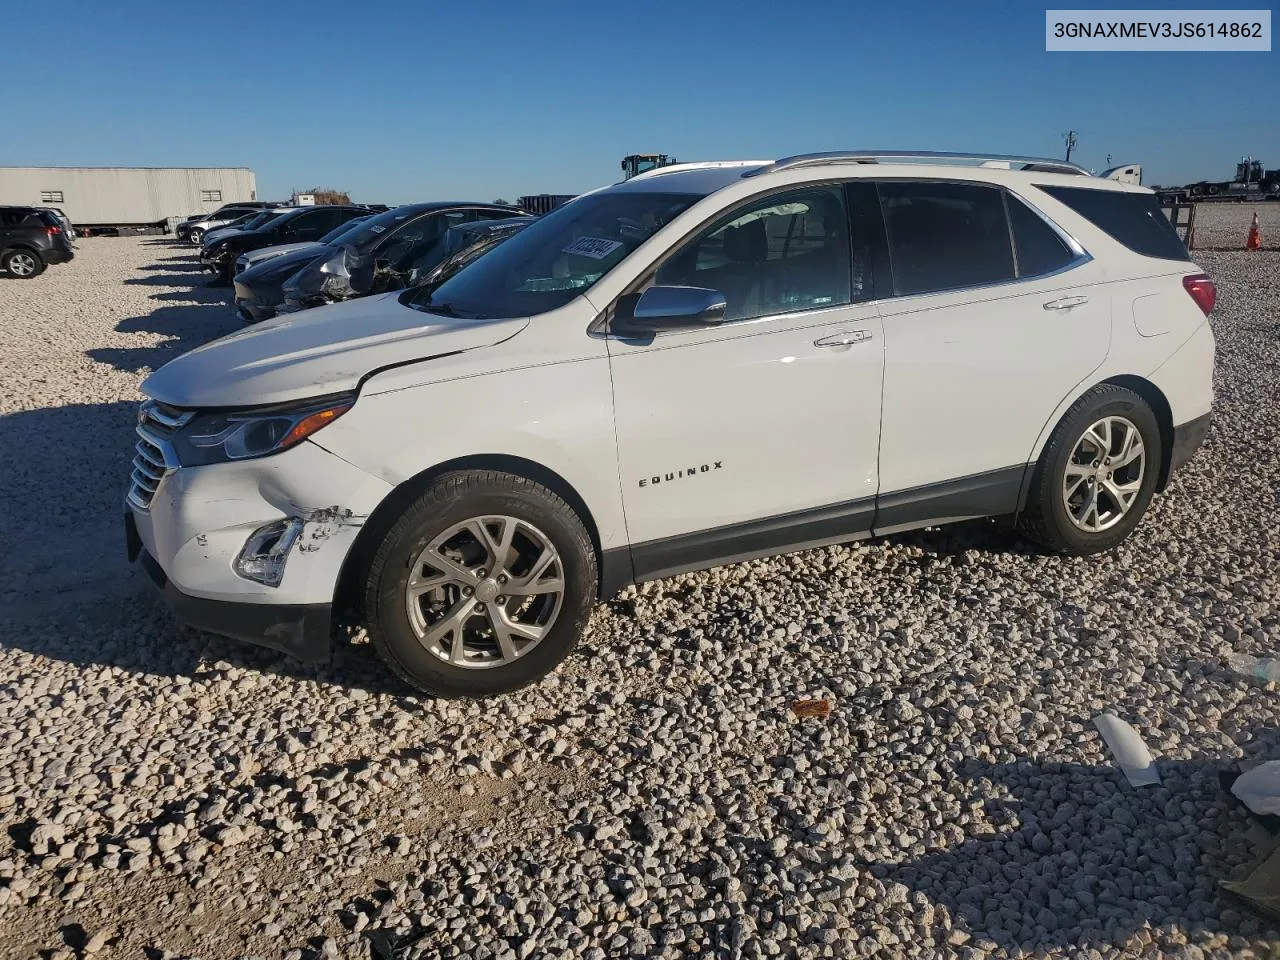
[873,179,1110,531]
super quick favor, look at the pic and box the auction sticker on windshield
[562,237,623,259]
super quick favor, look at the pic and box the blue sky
[4,0,1276,203]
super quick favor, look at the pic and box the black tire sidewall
[1040,393,1162,552]
[368,479,596,697]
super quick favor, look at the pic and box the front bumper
[129,522,332,662]
[124,438,395,659]
[200,250,232,273]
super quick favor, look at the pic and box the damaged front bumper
[125,439,394,661]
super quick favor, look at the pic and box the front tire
[3,248,44,278]
[190,229,204,246]
[1019,385,1162,554]
[363,471,598,697]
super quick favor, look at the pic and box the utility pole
[1064,130,1078,163]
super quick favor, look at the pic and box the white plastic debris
[1093,713,1162,787]
[1226,652,1280,683]
[1232,761,1280,816]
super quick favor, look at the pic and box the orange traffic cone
[1246,211,1262,251]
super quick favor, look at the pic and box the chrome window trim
[874,178,1094,301]
[590,174,1096,340]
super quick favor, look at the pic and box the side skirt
[601,465,1028,594]
[872,465,1026,536]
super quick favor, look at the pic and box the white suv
[125,151,1215,697]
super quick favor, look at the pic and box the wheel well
[331,455,606,624]
[1101,375,1175,491]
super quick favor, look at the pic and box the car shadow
[134,256,203,270]
[122,272,213,286]
[0,400,420,699]
[86,295,239,374]
[870,755,1279,950]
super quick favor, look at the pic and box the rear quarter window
[1037,185,1189,261]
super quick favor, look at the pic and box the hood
[202,228,248,247]
[239,245,331,283]
[142,293,529,408]
[239,241,323,266]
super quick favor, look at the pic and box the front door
[606,184,886,580]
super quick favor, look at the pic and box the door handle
[1043,296,1089,311]
[815,330,873,348]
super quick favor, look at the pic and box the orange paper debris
[791,698,832,719]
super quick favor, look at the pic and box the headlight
[170,394,353,467]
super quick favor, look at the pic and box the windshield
[405,220,533,288]
[238,211,277,230]
[319,216,369,245]
[253,210,303,233]
[335,206,437,253]
[403,192,699,319]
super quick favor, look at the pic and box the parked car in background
[126,151,1216,697]
[369,216,535,295]
[1,205,75,278]
[189,207,270,246]
[176,201,280,242]
[233,215,371,277]
[232,217,374,323]
[278,202,525,312]
[203,207,303,247]
[37,207,75,242]
[200,206,371,280]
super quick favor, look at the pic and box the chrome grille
[127,401,192,511]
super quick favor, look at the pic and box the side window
[655,186,853,322]
[1006,195,1075,277]
[879,181,1014,296]
[310,208,348,232]
[284,211,323,237]
[1036,185,1190,261]
[335,208,367,228]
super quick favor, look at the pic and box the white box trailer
[0,166,257,233]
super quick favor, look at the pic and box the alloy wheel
[8,253,37,276]
[1062,415,1146,533]
[403,515,564,669]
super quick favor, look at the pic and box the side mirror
[612,285,727,336]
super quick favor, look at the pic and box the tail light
[46,225,61,237]
[1182,273,1216,316]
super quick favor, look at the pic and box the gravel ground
[1180,202,1280,250]
[1,237,1279,960]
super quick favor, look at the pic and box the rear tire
[3,248,44,278]
[363,470,598,697]
[1019,385,1162,555]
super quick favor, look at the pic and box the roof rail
[745,151,1091,178]
[625,160,770,182]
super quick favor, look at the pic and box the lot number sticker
[562,236,623,259]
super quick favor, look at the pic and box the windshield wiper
[417,299,479,319]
